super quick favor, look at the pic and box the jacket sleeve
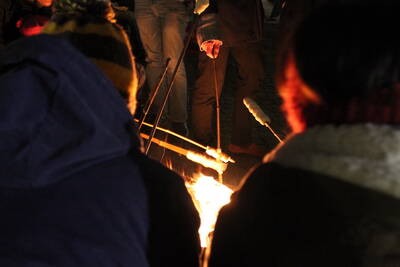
[195,0,220,49]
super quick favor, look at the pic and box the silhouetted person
[0,1,200,266]
[209,3,400,267]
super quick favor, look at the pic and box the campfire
[164,154,233,265]
[186,174,233,248]
[162,152,234,249]
[137,119,237,263]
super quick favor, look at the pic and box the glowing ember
[186,174,233,248]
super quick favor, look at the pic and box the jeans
[135,2,189,123]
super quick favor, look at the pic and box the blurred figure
[15,0,52,37]
[135,0,192,135]
[0,1,200,267]
[192,0,266,157]
[209,3,400,267]
[0,0,14,48]
[0,0,52,47]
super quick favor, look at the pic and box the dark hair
[278,3,400,128]
[295,4,400,100]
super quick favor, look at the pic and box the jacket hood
[0,34,140,188]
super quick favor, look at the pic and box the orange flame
[186,174,233,248]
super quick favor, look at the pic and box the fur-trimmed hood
[264,124,400,199]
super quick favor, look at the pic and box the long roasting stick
[136,119,235,163]
[138,58,171,132]
[212,57,223,182]
[144,15,200,154]
[140,133,228,174]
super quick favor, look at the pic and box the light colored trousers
[135,1,189,123]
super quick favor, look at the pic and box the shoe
[228,143,267,157]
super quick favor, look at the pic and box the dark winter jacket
[209,124,400,267]
[197,0,264,48]
[0,34,200,267]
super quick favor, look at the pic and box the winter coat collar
[264,124,400,199]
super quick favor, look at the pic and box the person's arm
[195,0,223,58]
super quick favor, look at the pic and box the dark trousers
[191,42,264,146]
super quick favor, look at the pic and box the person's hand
[200,39,223,59]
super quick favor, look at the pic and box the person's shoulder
[233,162,315,203]
[0,35,73,66]
[0,36,63,90]
[239,162,288,189]
[132,151,186,187]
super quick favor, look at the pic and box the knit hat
[42,0,138,114]
[52,0,116,22]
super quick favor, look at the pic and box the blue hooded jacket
[0,34,150,267]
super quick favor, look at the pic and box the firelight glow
[186,174,233,248]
